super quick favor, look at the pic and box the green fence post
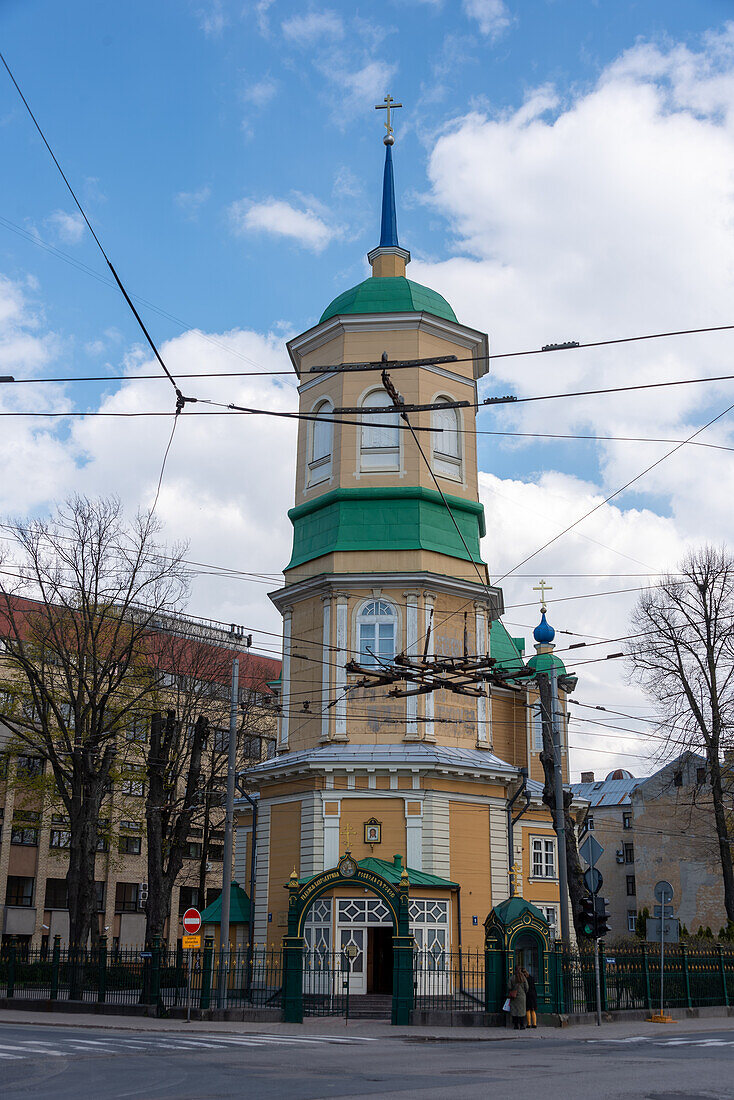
[599,942,608,1012]
[97,936,107,1004]
[200,937,213,1011]
[7,939,16,999]
[642,945,652,1012]
[150,936,162,1007]
[718,946,730,1008]
[50,935,61,1001]
[282,937,305,1024]
[681,946,692,1008]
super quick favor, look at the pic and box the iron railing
[413,948,485,1011]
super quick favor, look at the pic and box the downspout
[507,767,531,897]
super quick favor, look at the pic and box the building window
[208,845,224,861]
[674,771,683,788]
[50,828,71,849]
[626,875,636,896]
[431,398,462,481]
[179,886,201,914]
[6,876,34,907]
[185,841,203,859]
[357,599,397,667]
[115,882,140,912]
[17,755,44,779]
[627,910,637,933]
[624,843,634,864]
[623,812,632,830]
[585,814,594,832]
[531,837,556,879]
[696,767,706,785]
[11,812,40,846]
[118,835,142,855]
[360,390,400,471]
[125,716,148,743]
[44,878,68,909]
[531,701,543,752]
[539,905,558,939]
[308,400,333,486]
[121,766,145,796]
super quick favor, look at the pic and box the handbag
[508,988,517,998]
[502,998,511,1012]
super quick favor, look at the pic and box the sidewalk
[0,1006,732,1042]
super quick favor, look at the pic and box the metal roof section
[249,742,520,779]
[571,776,640,807]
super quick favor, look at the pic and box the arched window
[357,600,397,666]
[308,400,333,486]
[360,390,400,471]
[432,397,462,480]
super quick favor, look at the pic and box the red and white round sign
[182,908,202,935]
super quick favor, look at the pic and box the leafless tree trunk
[0,495,188,953]
[628,546,734,924]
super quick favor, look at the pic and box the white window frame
[431,397,462,482]
[356,599,397,667]
[627,910,637,932]
[308,399,334,487]
[538,904,558,939]
[530,836,556,880]
[530,700,543,752]
[359,389,400,472]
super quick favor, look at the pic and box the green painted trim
[286,487,486,570]
[319,276,457,324]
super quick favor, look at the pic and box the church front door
[368,926,394,994]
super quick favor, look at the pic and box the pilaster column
[475,603,491,748]
[334,594,349,741]
[278,608,292,751]
[320,595,332,742]
[422,592,436,742]
[403,591,419,741]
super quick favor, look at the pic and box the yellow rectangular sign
[182,935,200,949]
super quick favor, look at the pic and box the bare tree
[628,546,734,924]
[0,496,188,952]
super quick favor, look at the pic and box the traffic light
[579,894,596,938]
[594,896,611,938]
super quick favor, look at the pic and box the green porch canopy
[200,881,251,924]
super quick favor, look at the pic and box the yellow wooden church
[235,104,575,999]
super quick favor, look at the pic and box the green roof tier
[320,276,457,324]
[200,881,251,925]
[526,650,568,676]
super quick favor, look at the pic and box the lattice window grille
[306,899,332,925]
[409,899,448,925]
[338,899,367,923]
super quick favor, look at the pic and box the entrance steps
[348,995,392,1020]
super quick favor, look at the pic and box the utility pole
[218,656,239,1007]
[538,669,570,943]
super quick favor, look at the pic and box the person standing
[508,967,528,1030]
[523,968,538,1029]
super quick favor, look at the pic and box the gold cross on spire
[375,93,402,144]
[533,579,553,610]
[341,822,357,851]
[510,862,523,894]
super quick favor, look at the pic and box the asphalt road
[2,1020,734,1099]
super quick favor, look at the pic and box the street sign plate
[584,867,603,894]
[579,834,604,867]
[654,879,674,903]
[653,904,673,918]
[182,935,201,950]
[647,918,679,944]
[182,907,202,935]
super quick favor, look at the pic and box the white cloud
[197,0,228,37]
[174,186,211,219]
[46,210,85,244]
[462,0,511,39]
[314,58,398,125]
[243,77,278,107]
[229,197,340,252]
[281,10,343,45]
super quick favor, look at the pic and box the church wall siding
[422,792,451,879]
[488,801,510,908]
[267,801,302,945]
[253,802,271,946]
[449,802,491,951]
[300,791,323,878]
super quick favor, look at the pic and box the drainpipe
[507,768,531,897]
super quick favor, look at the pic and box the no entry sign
[182,908,202,935]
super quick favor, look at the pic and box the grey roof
[571,777,639,807]
[249,742,520,778]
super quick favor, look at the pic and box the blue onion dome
[533,610,555,645]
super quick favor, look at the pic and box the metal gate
[302,949,350,1017]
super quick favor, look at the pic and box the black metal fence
[413,949,485,1012]
[0,941,283,1012]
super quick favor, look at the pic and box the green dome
[526,651,568,677]
[320,276,457,324]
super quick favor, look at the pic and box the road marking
[0,1042,66,1057]
[589,1036,734,1049]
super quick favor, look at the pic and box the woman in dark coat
[508,967,528,1029]
[523,968,538,1028]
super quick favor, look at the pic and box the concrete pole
[218,657,239,1007]
[549,664,570,944]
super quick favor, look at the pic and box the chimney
[581,771,595,783]
[393,854,403,871]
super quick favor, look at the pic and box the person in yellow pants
[523,968,538,1028]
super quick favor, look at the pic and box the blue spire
[379,142,400,248]
[533,610,555,645]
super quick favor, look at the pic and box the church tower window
[308,400,333,486]
[432,397,462,481]
[360,390,400,471]
[357,599,397,666]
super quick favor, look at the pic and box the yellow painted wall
[449,802,491,952]
[337,798,407,864]
[267,801,302,946]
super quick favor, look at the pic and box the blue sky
[3,1,734,774]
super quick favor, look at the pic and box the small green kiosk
[484,897,555,1015]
